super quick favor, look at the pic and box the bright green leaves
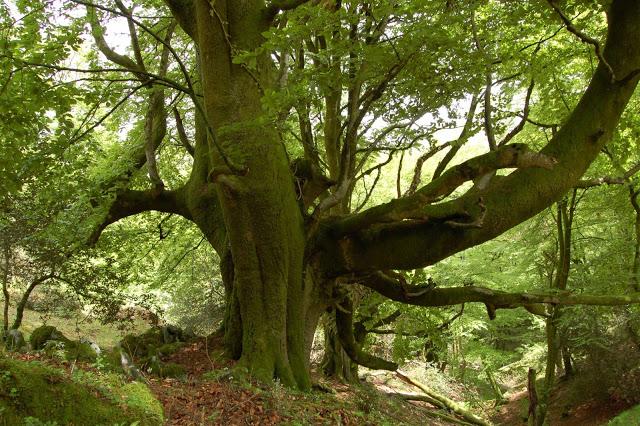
[0,1,85,197]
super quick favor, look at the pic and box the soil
[492,381,631,426]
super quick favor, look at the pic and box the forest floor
[143,334,451,425]
[11,334,630,425]
[491,382,630,426]
[7,308,633,425]
[135,335,632,425]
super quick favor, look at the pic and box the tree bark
[527,368,539,426]
[321,316,358,383]
[396,370,492,426]
[539,193,576,425]
[192,0,314,388]
[11,274,54,330]
[1,245,10,332]
[630,187,640,291]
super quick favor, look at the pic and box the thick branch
[162,0,196,40]
[12,273,55,330]
[430,94,480,182]
[547,0,616,82]
[498,79,535,147]
[576,162,640,188]
[395,371,493,426]
[335,297,398,371]
[145,90,167,189]
[86,6,141,73]
[89,188,192,245]
[351,272,640,311]
[114,0,146,71]
[266,0,310,19]
[317,0,640,274]
[173,107,195,157]
[329,144,556,236]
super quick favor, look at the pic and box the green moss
[142,356,186,379]
[155,341,186,356]
[120,328,163,358]
[0,357,163,425]
[121,382,164,424]
[29,326,68,351]
[157,362,186,379]
[609,405,640,425]
[63,341,97,362]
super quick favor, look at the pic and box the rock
[4,329,27,352]
[80,337,101,355]
[0,357,163,425]
[30,325,68,350]
[161,325,183,344]
[120,349,146,382]
[64,341,98,362]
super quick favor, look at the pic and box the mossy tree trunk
[190,0,312,388]
[321,314,358,383]
[630,187,640,291]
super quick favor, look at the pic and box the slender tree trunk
[630,187,640,291]
[1,245,10,332]
[527,368,539,426]
[321,314,358,383]
[539,193,576,425]
[561,345,573,379]
[11,275,51,330]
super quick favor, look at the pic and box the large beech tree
[5,0,640,389]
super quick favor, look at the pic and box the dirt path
[491,384,629,426]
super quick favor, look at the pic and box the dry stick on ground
[395,370,493,426]
[419,409,476,426]
[395,395,477,426]
[384,391,444,408]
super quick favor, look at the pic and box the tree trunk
[539,194,576,425]
[1,245,10,332]
[630,187,640,291]
[12,275,51,330]
[527,368,539,426]
[101,0,640,391]
[561,345,573,379]
[321,315,358,383]
[193,0,314,389]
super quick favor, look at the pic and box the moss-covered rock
[121,382,164,424]
[3,329,27,352]
[149,360,186,379]
[120,327,190,359]
[158,362,187,378]
[155,341,186,356]
[41,339,97,363]
[0,357,163,425]
[120,328,164,358]
[117,328,189,379]
[64,341,98,362]
[142,355,186,379]
[29,325,68,350]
